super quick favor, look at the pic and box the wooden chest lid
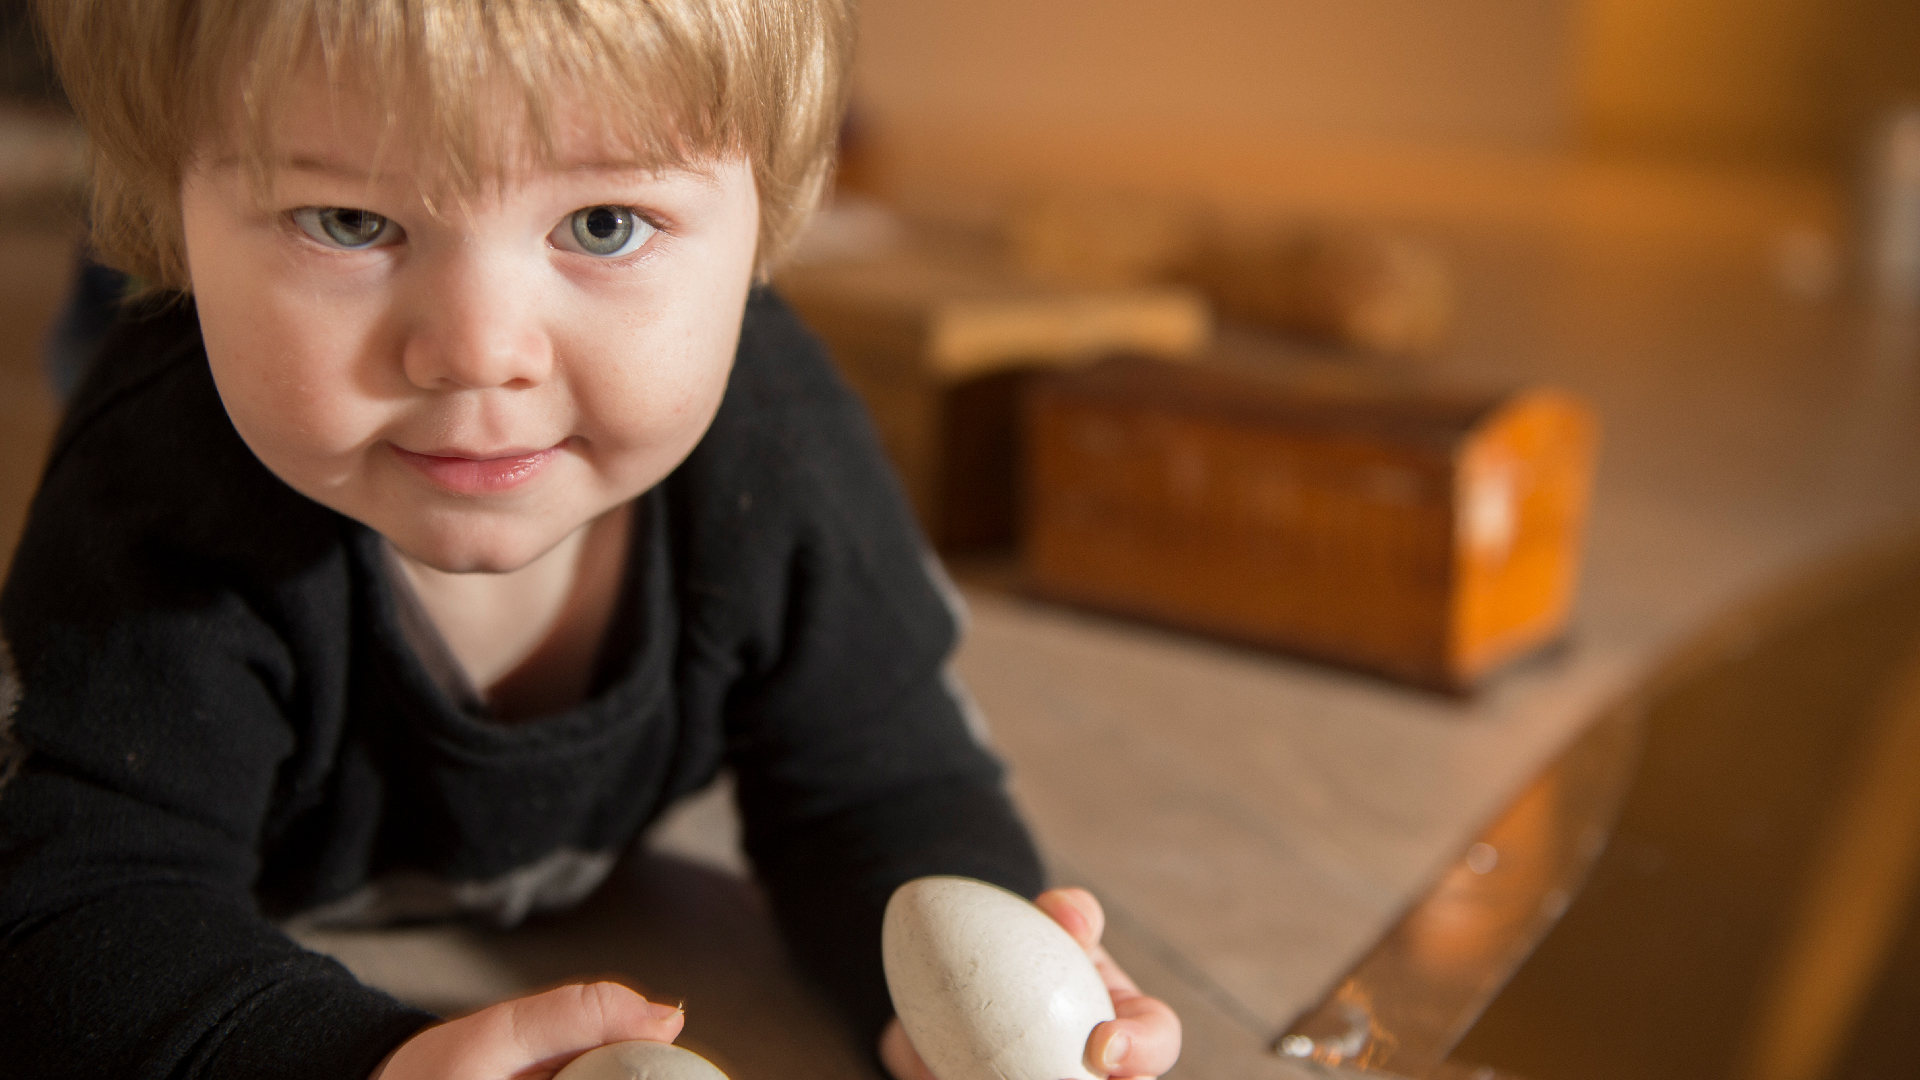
[1030,351,1512,454]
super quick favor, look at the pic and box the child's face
[180,65,760,573]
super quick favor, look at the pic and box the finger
[878,1017,940,1080]
[1085,994,1183,1079]
[1035,887,1105,950]
[383,982,684,1079]
[502,982,685,1066]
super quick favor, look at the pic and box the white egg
[552,1040,729,1080]
[882,876,1116,1080]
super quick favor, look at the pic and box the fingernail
[642,1000,683,1020]
[1102,1033,1130,1073]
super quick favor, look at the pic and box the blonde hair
[34,0,855,290]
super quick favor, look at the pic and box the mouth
[390,442,566,496]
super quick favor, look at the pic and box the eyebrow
[203,153,397,182]
[562,160,723,187]
[284,155,398,182]
[220,152,723,189]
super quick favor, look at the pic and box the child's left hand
[369,982,685,1080]
[878,886,1183,1080]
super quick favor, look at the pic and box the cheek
[570,252,753,460]
[187,244,393,461]
[202,292,394,461]
[577,317,737,455]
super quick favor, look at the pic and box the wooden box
[777,248,1211,549]
[1022,355,1599,691]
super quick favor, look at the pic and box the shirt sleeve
[676,289,1048,1045]
[0,314,434,1080]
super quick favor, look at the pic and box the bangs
[238,1,743,199]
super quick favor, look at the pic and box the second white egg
[551,1040,728,1080]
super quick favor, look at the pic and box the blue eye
[561,205,655,258]
[292,207,400,249]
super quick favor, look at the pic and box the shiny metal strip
[1274,705,1643,1078]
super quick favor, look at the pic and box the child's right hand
[369,982,685,1080]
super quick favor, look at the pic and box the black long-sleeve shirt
[0,288,1044,1079]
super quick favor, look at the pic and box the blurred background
[6,4,1920,1080]
[6,0,1919,566]
[846,0,1917,243]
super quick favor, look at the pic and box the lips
[391,442,563,495]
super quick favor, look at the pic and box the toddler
[0,1,1179,1078]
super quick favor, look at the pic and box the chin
[387,519,568,575]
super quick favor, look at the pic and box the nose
[400,248,554,391]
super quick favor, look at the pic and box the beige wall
[855,1,1581,152]
[855,0,1920,177]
